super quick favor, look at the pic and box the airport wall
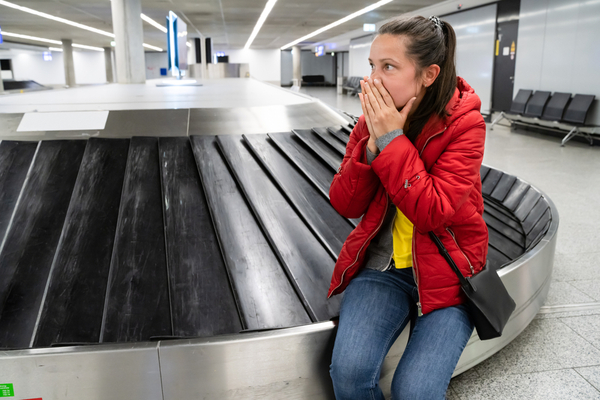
[515,0,600,125]
[280,50,336,86]
[3,49,106,85]
[225,49,281,84]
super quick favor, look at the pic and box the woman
[328,16,488,399]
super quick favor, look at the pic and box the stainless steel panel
[0,342,162,400]
[159,323,338,399]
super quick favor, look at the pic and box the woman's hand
[359,77,416,142]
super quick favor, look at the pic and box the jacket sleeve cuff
[375,129,403,152]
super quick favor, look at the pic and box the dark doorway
[491,0,521,112]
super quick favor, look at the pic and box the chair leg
[583,130,594,146]
[561,127,578,147]
[490,112,506,131]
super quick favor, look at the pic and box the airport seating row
[490,89,597,146]
[342,76,361,95]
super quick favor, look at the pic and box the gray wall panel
[515,0,600,125]
[443,4,497,115]
[301,51,336,84]
[349,34,374,78]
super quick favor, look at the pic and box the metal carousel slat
[191,135,310,331]
[514,187,543,222]
[292,129,342,171]
[490,174,517,202]
[158,137,241,337]
[244,133,352,258]
[268,132,333,199]
[34,138,129,347]
[0,141,38,240]
[502,179,531,211]
[0,140,87,349]
[481,168,503,196]
[101,137,172,343]
[216,135,341,322]
[326,126,350,144]
[312,127,347,155]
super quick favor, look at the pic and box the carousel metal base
[0,103,557,399]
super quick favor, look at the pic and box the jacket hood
[414,77,482,151]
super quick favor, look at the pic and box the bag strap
[428,232,476,292]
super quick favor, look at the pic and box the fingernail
[374,79,379,84]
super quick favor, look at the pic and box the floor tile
[570,280,600,302]
[576,366,600,392]
[452,369,600,400]
[545,281,595,306]
[561,314,600,350]
[552,252,600,282]
[469,318,600,376]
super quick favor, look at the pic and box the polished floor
[298,86,600,400]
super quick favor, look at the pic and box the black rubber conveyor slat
[101,137,171,342]
[191,135,310,330]
[292,129,342,172]
[327,126,350,145]
[487,226,525,260]
[312,127,347,155]
[244,134,352,258]
[34,138,129,347]
[217,135,341,322]
[482,210,525,248]
[490,174,517,203]
[0,141,38,240]
[0,140,86,349]
[159,137,241,337]
[268,132,333,198]
[481,169,503,196]
[502,179,531,211]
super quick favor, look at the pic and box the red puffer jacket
[328,77,488,315]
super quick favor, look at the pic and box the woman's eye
[385,64,393,70]
[369,63,374,70]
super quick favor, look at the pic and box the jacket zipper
[446,227,475,274]
[328,195,389,298]
[419,127,447,156]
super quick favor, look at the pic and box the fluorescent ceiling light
[0,0,163,51]
[72,43,104,52]
[143,43,163,51]
[244,0,278,49]
[2,31,103,51]
[49,47,63,52]
[1,31,62,45]
[141,13,167,33]
[281,0,394,50]
[0,0,114,37]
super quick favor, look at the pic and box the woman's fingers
[362,80,381,111]
[366,80,386,110]
[372,79,395,108]
[399,97,417,121]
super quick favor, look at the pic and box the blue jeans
[330,267,473,400]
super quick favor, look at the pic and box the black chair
[523,91,551,118]
[342,76,361,96]
[560,94,596,146]
[490,89,533,130]
[541,92,571,121]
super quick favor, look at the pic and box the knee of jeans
[330,356,377,394]
[391,373,447,400]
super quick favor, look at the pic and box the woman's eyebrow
[367,57,399,63]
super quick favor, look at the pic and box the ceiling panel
[0,0,444,51]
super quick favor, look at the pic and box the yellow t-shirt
[392,207,413,269]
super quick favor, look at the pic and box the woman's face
[368,34,425,110]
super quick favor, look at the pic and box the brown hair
[378,15,457,142]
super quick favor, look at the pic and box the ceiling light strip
[49,47,63,52]
[280,0,394,50]
[143,43,163,51]
[2,31,103,51]
[244,0,278,50]
[0,0,114,38]
[141,13,167,33]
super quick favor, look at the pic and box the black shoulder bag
[428,232,516,340]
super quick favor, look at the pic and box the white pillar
[0,78,4,93]
[200,34,207,79]
[110,0,146,84]
[292,46,302,87]
[104,47,114,83]
[62,39,76,88]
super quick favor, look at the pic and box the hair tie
[428,15,444,31]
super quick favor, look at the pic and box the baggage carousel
[0,104,557,399]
